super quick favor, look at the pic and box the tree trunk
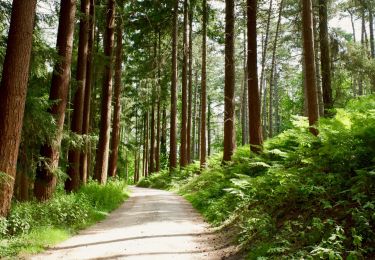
[34,0,76,201]
[247,0,263,153]
[94,0,115,184]
[108,21,123,178]
[161,106,167,156]
[319,0,333,115]
[259,0,273,130]
[187,7,193,164]
[0,0,36,216]
[155,32,162,172]
[302,0,319,135]
[207,97,212,156]
[66,0,90,192]
[268,0,283,138]
[223,0,236,162]
[200,0,207,168]
[241,23,248,146]
[369,8,375,58]
[180,0,189,167]
[80,0,95,185]
[312,2,324,117]
[149,103,155,174]
[170,0,179,170]
[144,111,149,178]
[192,68,198,160]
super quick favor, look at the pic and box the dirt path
[31,186,238,260]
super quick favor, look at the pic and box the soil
[30,186,242,260]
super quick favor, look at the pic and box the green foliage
[141,96,375,258]
[0,180,128,257]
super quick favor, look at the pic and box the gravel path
[31,186,237,260]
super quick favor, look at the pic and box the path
[31,186,237,260]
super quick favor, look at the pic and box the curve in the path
[31,186,236,260]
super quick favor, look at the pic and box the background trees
[0,0,374,215]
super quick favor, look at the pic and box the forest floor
[30,186,239,260]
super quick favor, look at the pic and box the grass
[0,179,129,258]
[138,95,375,259]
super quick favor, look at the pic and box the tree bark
[80,0,95,185]
[192,68,198,160]
[319,0,333,115]
[66,0,90,192]
[241,23,248,146]
[200,0,207,168]
[94,0,115,184]
[207,97,212,156]
[268,0,283,138]
[180,0,189,167]
[259,0,273,134]
[223,0,236,162]
[108,21,123,178]
[170,0,179,171]
[0,0,37,215]
[155,31,162,172]
[34,0,76,201]
[187,7,193,164]
[302,0,320,135]
[247,0,263,152]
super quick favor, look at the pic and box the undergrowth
[0,179,128,257]
[138,95,375,259]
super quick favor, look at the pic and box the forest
[0,0,374,258]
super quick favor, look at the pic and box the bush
[0,179,128,257]
[141,95,375,259]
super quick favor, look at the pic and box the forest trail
[31,186,237,260]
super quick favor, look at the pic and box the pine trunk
[200,0,207,168]
[80,0,95,185]
[0,0,36,216]
[34,0,76,201]
[94,0,115,184]
[170,0,179,170]
[108,22,123,178]
[247,0,263,153]
[223,0,236,162]
[302,0,319,135]
[319,0,333,115]
[187,8,193,164]
[66,0,90,192]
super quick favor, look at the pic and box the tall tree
[66,0,90,192]
[180,0,189,167]
[187,7,193,163]
[0,0,37,216]
[80,0,95,184]
[34,0,77,200]
[241,21,248,146]
[94,0,116,183]
[319,0,333,115]
[268,0,284,137]
[247,0,263,152]
[302,0,320,135]
[223,0,236,162]
[155,31,162,172]
[108,18,123,178]
[170,0,178,170]
[200,0,207,168]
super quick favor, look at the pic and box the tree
[302,0,319,135]
[180,0,189,167]
[66,0,90,192]
[200,0,207,168]
[247,0,263,152]
[80,0,95,184]
[34,0,77,201]
[108,17,124,178]
[94,0,116,183]
[187,6,193,163]
[319,0,333,115]
[0,0,37,216]
[170,0,178,170]
[223,0,236,162]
